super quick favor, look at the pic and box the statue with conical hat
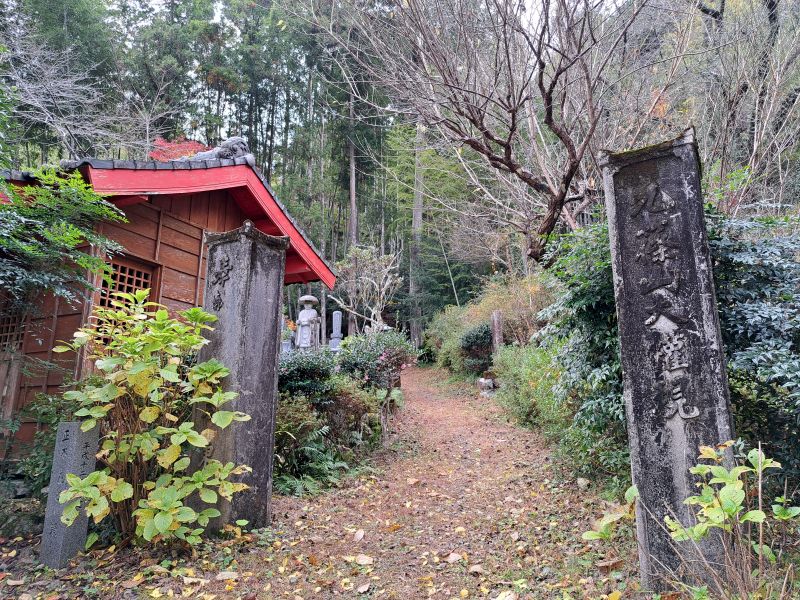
[295,295,320,350]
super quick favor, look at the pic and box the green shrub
[338,331,416,389]
[425,276,551,375]
[320,376,381,452]
[493,343,565,430]
[54,290,251,546]
[278,349,336,405]
[274,374,383,497]
[274,394,347,496]
[537,213,800,489]
[709,215,800,482]
[459,322,492,374]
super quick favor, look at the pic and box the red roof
[57,158,336,289]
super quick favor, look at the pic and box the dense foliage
[425,276,552,375]
[710,215,800,480]
[337,331,416,389]
[277,349,336,405]
[0,169,123,314]
[487,213,800,489]
[54,291,251,545]
[459,323,493,375]
[275,331,413,496]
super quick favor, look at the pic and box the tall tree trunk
[280,80,291,193]
[348,92,358,248]
[266,87,277,180]
[347,93,358,336]
[409,120,424,348]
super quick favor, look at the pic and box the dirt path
[237,367,622,599]
[3,366,631,599]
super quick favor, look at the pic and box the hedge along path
[230,366,633,599]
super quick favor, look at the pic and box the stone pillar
[196,221,288,528]
[40,422,99,568]
[600,129,734,590]
[490,310,503,355]
[329,310,343,352]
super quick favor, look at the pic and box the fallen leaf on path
[407,478,420,486]
[595,557,624,573]
[6,579,25,586]
[353,529,365,542]
[215,571,238,581]
[607,592,622,600]
[357,582,370,593]
[446,552,463,564]
[495,592,518,600]
[355,554,374,566]
[468,564,485,574]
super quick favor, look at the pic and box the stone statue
[295,295,320,350]
[180,137,255,164]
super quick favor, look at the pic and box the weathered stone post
[600,129,734,590]
[197,221,288,528]
[40,422,99,568]
[329,310,343,352]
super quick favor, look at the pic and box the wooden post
[490,310,503,355]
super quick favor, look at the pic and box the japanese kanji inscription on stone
[40,422,99,569]
[600,129,734,589]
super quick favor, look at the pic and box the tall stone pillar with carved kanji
[601,129,734,590]
[196,221,288,528]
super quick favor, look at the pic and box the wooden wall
[6,190,246,444]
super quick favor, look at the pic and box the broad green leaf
[111,481,134,502]
[211,410,235,429]
[157,444,182,469]
[185,431,209,448]
[160,366,181,383]
[143,518,158,541]
[85,532,99,550]
[199,488,217,504]
[154,511,173,534]
[140,406,161,423]
[718,485,745,514]
[624,485,639,504]
[740,510,766,524]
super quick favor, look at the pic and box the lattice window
[98,258,156,307]
[0,309,24,354]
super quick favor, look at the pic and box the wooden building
[1,155,335,444]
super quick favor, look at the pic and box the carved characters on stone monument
[41,422,99,569]
[208,253,234,312]
[629,184,700,425]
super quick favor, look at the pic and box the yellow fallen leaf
[607,592,622,600]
